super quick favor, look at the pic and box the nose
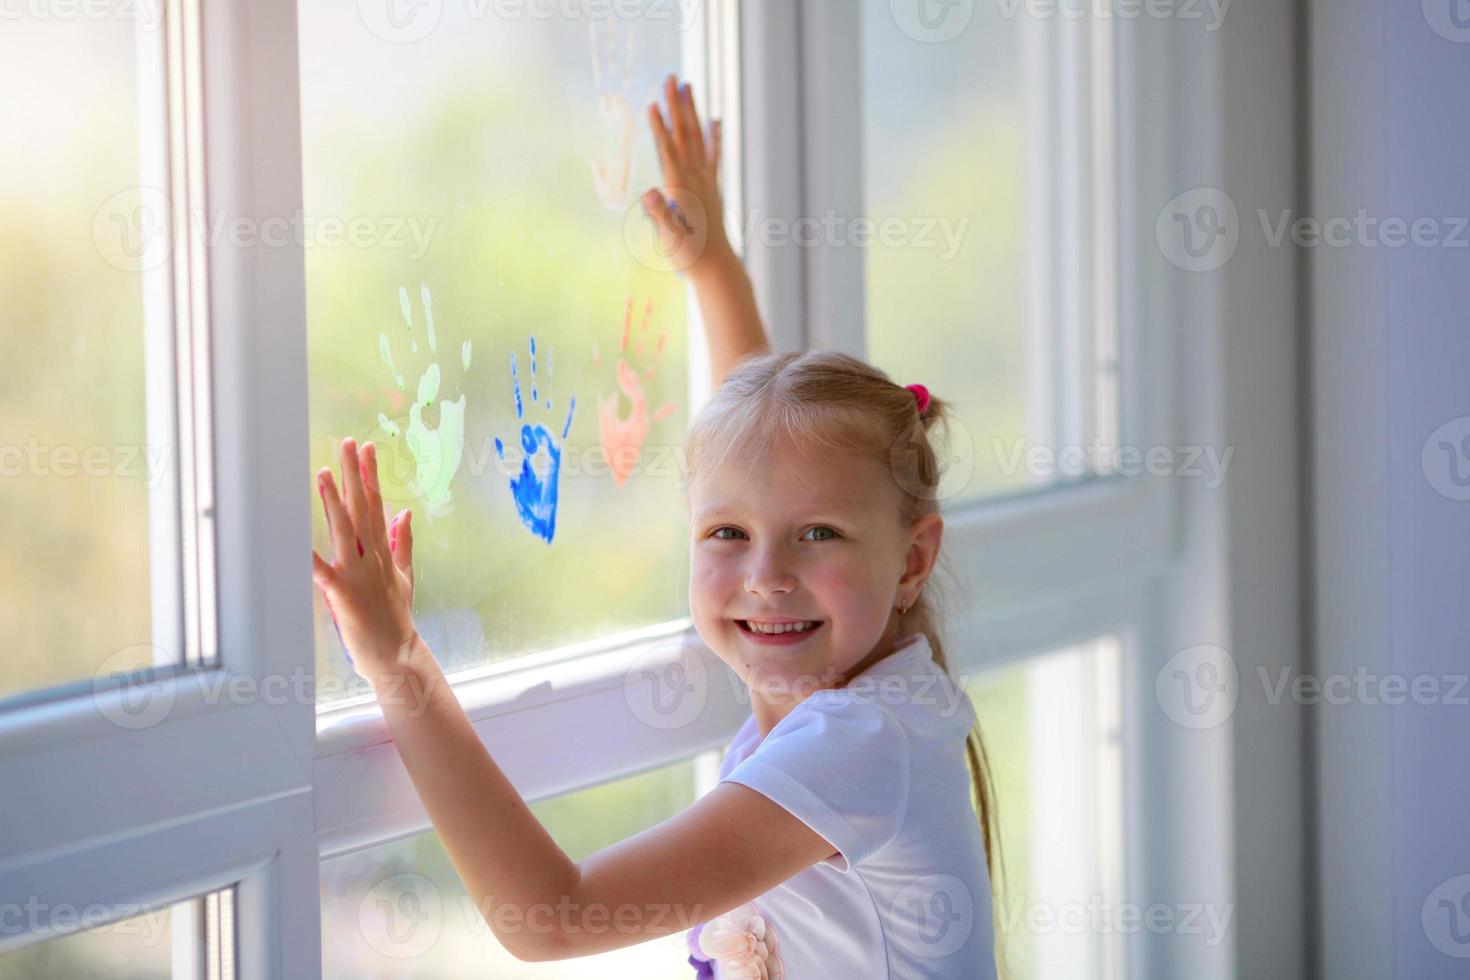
[744,541,797,598]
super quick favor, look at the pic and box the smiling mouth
[736,619,825,636]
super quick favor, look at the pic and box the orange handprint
[592,296,675,487]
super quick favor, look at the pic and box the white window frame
[0,2,1274,978]
[0,0,320,974]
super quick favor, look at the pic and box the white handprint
[588,17,637,210]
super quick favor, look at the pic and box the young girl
[312,76,1001,978]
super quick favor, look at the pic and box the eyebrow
[692,502,862,524]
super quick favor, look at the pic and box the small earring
[897,599,909,616]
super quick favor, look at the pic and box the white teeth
[745,620,820,635]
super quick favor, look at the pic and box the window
[861,3,1120,504]
[299,1,700,703]
[0,10,157,703]
[321,758,704,978]
[0,888,236,979]
[2,2,1201,977]
[966,637,1125,980]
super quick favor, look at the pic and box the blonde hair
[682,348,1007,969]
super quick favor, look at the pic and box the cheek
[814,564,894,625]
[688,553,734,616]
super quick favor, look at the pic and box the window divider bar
[137,0,185,677]
[797,0,865,357]
[738,0,805,353]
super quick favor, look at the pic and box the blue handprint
[494,336,576,544]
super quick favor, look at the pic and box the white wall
[1309,1,1470,977]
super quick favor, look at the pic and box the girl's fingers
[390,510,414,575]
[679,81,706,161]
[318,468,357,565]
[640,188,687,255]
[338,438,375,560]
[311,550,337,587]
[359,442,391,560]
[640,188,670,229]
[663,75,688,153]
[648,102,677,178]
[708,119,722,181]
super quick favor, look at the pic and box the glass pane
[862,6,1119,505]
[0,17,159,703]
[965,637,1125,980]
[321,757,703,977]
[0,896,178,979]
[301,3,694,703]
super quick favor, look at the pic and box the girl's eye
[708,526,839,541]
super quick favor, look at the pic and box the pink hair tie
[905,383,931,415]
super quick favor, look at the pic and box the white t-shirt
[688,632,997,979]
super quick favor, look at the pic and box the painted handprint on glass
[495,337,577,544]
[587,17,636,210]
[592,296,675,488]
[377,283,471,516]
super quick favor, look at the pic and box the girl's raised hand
[643,73,730,275]
[311,438,419,680]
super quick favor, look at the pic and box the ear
[897,512,944,597]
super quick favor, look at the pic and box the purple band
[687,922,714,976]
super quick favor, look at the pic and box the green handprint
[377,282,472,515]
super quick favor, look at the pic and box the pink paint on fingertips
[360,445,378,493]
[319,483,333,533]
